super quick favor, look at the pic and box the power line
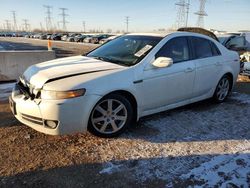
[11,11,18,31]
[194,0,208,28]
[43,5,53,31]
[59,8,69,31]
[125,16,130,33]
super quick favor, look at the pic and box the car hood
[22,56,125,89]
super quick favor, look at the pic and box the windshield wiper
[92,56,129,67]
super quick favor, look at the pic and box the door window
[192,37,213,59]
[210,41,221,56]
[156,37,190,63]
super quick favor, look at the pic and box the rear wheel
[88,94,133,138]
[213,75,231,103]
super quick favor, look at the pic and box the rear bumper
[10,92,101,135]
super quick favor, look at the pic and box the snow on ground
[0,83,15,101]
[99,92,250,187]
[178,153,250,188]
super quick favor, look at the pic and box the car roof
[127,33,168,37]
[126,31,219,42]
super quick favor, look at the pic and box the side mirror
[152,57,173,68]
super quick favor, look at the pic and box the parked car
[39,34,48,40]
[90,34,113,44]
[217,34,247,52]
[241,62,250,79]
[99,35,121,44]
[240,52,250,78]
[83,36,94,43]
[51,34,62,41]
[61,34,69,41]
[66,33,78,42]
[74,34,90,42]
[10,32,240,137]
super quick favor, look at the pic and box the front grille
[21,113,43,125]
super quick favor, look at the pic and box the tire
[213,75,231,103]
[88,94,134,138]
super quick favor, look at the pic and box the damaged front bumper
[9,82,101,135]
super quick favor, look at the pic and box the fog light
[44,120,58,129]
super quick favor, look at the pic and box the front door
[138,36,195,111]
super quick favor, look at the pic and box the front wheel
[213,75,231,103]
[88,94,133,138]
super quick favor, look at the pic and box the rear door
[189,36,223,97]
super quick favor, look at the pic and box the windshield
[86,35,162,66]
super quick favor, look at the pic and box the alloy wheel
[91,99,128,134]
[216,77,230,101]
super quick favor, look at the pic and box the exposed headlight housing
[41,89,86,100]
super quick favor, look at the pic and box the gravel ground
[0,79,250,188]
[0,37,250,187]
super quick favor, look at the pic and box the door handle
[185,67,194,73]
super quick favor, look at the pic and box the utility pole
[57,21,60,30]
[59,8,69,31]
[175,0,189,29]
[194,0,208,28]
[40,22,44,31]
[82,21,86,33]
[185,0,190,27]
[5,20,11,31]
[11,11,18,31]
[44,5,53,31]
[23,19,29,32]
[125,16,130,33]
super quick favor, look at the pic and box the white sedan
[9,32,240,137]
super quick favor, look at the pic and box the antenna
[194,0,208,28]
[43,5,53,31]
[59,8,69,31]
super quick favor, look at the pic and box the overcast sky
[0,0,249,32]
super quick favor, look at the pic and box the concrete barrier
[0,50,56,81]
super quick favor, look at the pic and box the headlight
[41,89,86,100]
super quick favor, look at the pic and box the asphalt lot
[0,37,98,58]
[0,37,250,187]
